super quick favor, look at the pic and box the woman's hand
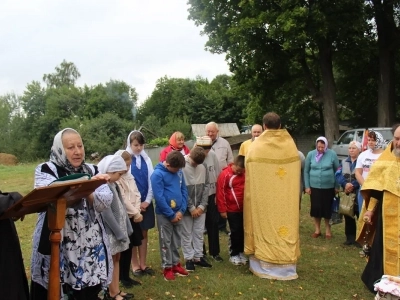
[140,202,149,212]
[305,188,311,195]
[92,174,111,181]
[344,183,354,193]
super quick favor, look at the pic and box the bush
[147,137,169,147]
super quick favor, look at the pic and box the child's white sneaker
[239,252,248,264]
[229,255,242,266]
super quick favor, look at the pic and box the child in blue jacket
[151,151,189,281]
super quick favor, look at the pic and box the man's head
[262,112,281,130]
[189,147,206,167]
[392,124,400,157]
[164,150,186,173]
[251,124,263,139]
[205,122,219,141]
[232,155,245,175]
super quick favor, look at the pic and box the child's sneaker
[163,267,175,281]
[185,260,195,272]
[194,257,212,268]
[229,255,243,266]
[239,253,248,264]
[172,263,189,276]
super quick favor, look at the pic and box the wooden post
[47,198,67,300]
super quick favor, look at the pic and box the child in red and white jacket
[216,155,247,265]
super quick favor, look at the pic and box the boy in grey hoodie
[181,147,211,271]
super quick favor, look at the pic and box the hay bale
[0,153,18,165]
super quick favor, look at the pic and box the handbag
[338,161,356,218]
[339,192,355,218]
[330,195,343,225]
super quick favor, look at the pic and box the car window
[337,131,354,145]
[375,129,393,143]
[356,130,363,143]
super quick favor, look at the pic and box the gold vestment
[244,129,300,279]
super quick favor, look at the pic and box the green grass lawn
[1,163,374,299]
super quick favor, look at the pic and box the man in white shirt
[205,122,234,233]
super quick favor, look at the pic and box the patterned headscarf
[315,136,328,162]
[50,128,91,174]
[368,130,385,150]
[97,155,127,174]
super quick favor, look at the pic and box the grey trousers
[156,214,183,268]
[181,213,206,261]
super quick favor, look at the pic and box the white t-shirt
[355,150,383,179]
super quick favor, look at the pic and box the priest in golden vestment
[356,124,400,293]
[244,112,301,280]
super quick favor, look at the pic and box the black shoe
[211,255,223,262]
[343,240,354,246]
[120,278,141,288]
[194,257,212,268]
[186,260,195,272]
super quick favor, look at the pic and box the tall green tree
[368,0,400,126]
[188,0,366,142]
[84,80,138,121]
[43,60,81,88]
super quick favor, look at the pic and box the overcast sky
[0,0,230,104]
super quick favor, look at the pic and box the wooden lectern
[0,178,107,300]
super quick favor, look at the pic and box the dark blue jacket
[335,157,360,190]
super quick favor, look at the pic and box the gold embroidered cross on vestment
[275,167,286,178]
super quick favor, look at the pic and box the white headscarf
[97,155,127,174]
[349,141,362,151]
[125,130,150,169]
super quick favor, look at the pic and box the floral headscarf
[369,130,385,150]
[50,128,91,174]
[315,136,328,162]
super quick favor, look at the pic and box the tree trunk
[373,0,397,126]
[300,44,340,145]
[319,40,340,146]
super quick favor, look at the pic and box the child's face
[130,139,144,155]
[107,171,125,183]
[232,165,244,175]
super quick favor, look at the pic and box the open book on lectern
[0,175,106,220]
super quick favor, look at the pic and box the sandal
[119,291,134,299]
[132,269,144,277]
[105,291,134,300]
[141,266,155,276]
[311,232,321,238]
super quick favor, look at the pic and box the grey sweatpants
[156,214,183,269]
[181,213,206,261]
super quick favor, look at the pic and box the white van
[332,127,392,160]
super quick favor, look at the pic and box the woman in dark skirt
[304,137,340,239]
[125,131,156,276]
